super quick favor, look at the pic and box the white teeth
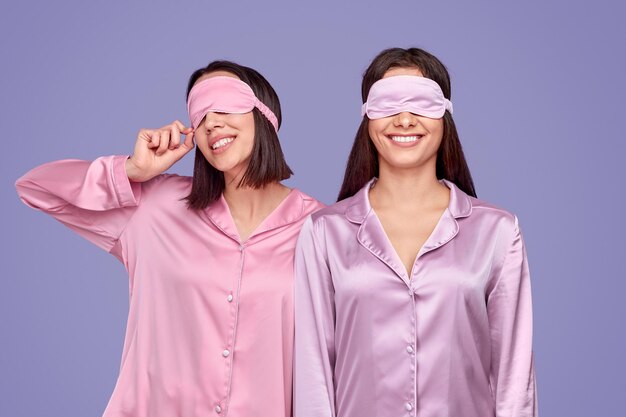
[390,135,420,143]
[211,137,234,150]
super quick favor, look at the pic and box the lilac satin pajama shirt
[15,155,323,417]
[294,178,537,417]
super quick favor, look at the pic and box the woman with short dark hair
[16,60,323,417]
[294,47,537,417]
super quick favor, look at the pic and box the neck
[371,158,449,210]
[223,181,286,219]
[222,164,264,217]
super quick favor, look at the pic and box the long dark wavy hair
[337,47,476,201]
[184,60,293,209]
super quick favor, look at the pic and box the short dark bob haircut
[337,47,476,201]
[184,60,293,209]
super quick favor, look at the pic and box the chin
[220,160,252,177]
[383,156,424,169]
[211,162,237,173]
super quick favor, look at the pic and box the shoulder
[301,193,361,242]
[296,191,356,227]
[310,194,356,224]
[294,188,326,217]
[138,173,193,204]
[470,196,516,220]
[466,195,522,240]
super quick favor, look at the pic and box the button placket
[408,288,417,415]
[220,242,247,415]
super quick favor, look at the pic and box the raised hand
[125,120,195,182]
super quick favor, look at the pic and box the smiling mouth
[388,135,423,143]
[211,137,235,150]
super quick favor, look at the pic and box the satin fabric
[361,75,453,120]
[15,155,323,417]
[294,178,537,417]
[187,76,279,131]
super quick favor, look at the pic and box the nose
[203,112,226,131]
[393,111,418,129]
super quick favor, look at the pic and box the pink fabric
[15,155,323,417]
[361,75,453,119]
[187,76,279,131]
[294,178,537,417]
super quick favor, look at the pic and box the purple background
[2,0,624,415]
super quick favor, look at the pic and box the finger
[139,129,154,144]
[177,129,195,154]
[157,130,170,156]
[173,120,192,134]
[148,131,161,149]
[169,124,181,150]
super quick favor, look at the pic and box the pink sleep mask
[361,75,453,119]
[187,76,279,132]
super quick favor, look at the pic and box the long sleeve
[487,215,538,416]
[15,155,141,253]
[294,216,336,417]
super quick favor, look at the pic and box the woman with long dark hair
[294,48,537,417]
[16,60,323,417]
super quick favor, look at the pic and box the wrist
[125,157,148,182]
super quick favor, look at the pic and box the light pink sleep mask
[361,75,453,119]
[187,76,279,132]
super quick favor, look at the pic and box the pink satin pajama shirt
[16,155,323,417]
[294,178,537,417]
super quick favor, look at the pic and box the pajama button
[406,345,414,354]
[227,294,233,302]
[215,405,222,413]
[222,349,230,357]
[405,402,413,411]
